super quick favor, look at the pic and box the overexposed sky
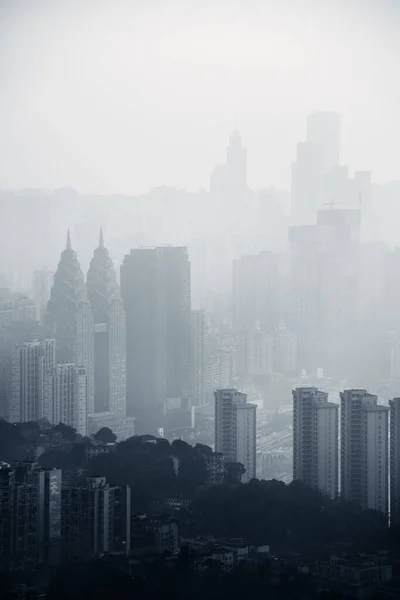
[0,0,399,193]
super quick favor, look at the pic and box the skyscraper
[292,387,338,499]
[291,112,340,224]
[340,390,389,514]
[120,246,191,432]
[32,269,54,324]
[214,389,257,483]
[210,130,247,200]
[191,310,206,407]
[232,251,280,334]
[47,231,94,413]
[389,398,400,525]
[10,339,55,423]
[87,229,126,416]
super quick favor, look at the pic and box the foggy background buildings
[2,1,400,573]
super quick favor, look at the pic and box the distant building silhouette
[47,231,94,413]
[87,229,126,416]
[214,388,257,483]
[292,387,338,499]
[191,310,206,407]
[210,130,247,199]
[340,390,388,514]
[291,112,340,225]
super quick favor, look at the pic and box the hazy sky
[0,0,399,194]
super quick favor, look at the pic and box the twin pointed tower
[47,229,126,422]
[87,228,126,417]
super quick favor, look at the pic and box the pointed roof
[66,228,72,250]
[99,227,104,249]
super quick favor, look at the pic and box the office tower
[214,389,257,483]
[9,339,55,423]
[120,246,191,432]
[47,231,94,412]
[87,229,126,416]
[232,251,280,334]
[306,112,340,173]
[289,208,360,375]
[44,364,87,436]
[340,390,389,514]
[292,387,338,499]
[62,476,131,560]
[32,269,54,323]
[273,323,297,375]
[390,398,400,525]
[210,131,247,200]
[191,310,206,406]
[291,112,340,224]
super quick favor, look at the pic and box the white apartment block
[340,389,388,514]
[45,363,88,436]
[214,388,256,483]
[293,387,338,499]
[10,339,55,423]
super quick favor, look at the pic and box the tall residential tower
[292,387,338,499]
[214,388,257,483]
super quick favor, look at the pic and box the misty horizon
[1,0,400,193]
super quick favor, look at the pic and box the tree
[54,423,78,441]
[94,427,117,444]
[224,461,245,484]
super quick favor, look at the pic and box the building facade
[10,339,55,423]
[47,231,94,413]
[214,389,256,483]
[292,387,338,499]
[389,398,400,525]
[340,390,388,514]
[120,246,191,432]
[87,229,126,416]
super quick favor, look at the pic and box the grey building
[293,387,338,499]
[390,398,400,525]
[120,246,191,433]
[47,231,94,413]
[87,229,126,416]
[340,390,388,514]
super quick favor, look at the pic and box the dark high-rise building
[62,476,131,560]
[121,246,191,432]
[87,229,126,416]
[0,462,61,570]
[390,398,400,525]
[47,231,94,413]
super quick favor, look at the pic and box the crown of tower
[87,229,120,321]
[48,230,86,312]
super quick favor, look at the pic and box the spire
[66,229,72,250]
[99,227,104,249]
